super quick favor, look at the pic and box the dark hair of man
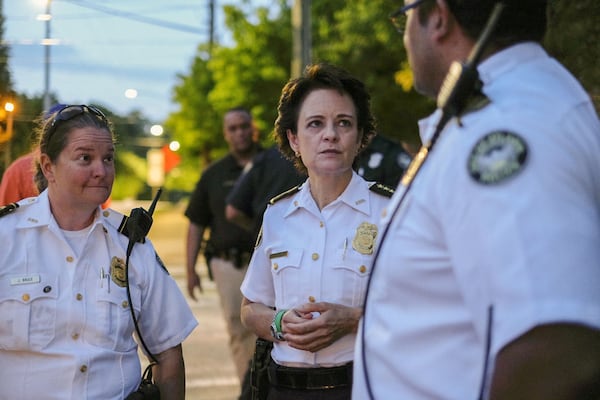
[418,0,548,50]
[274,63,377,175]
[225,106,252,118]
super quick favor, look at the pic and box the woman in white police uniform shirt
[0,105,197,400]
[240,63,392,400]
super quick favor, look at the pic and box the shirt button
[72,333,79,340]
[273,263,278,270]
[319,221,324,228]
[122,301,129,309]
[103,210,110,217]
[80,365,88,373]
[359,265,367,273]
[22,293,30,302]
[76,293,83,301]
[311,253,319,261]
[66,256,74,263]
[308,296,316,303]
[43,286,52,293]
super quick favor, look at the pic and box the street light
[2,101,15,169]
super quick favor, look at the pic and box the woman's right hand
[283,302,362,352]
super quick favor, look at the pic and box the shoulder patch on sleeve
[468,131,528,185]
[0,203,19,218]
[369,183,394,198]
[269,185,301,205]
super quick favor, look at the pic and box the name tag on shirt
[10,274,41,286]
[269,251,288,259]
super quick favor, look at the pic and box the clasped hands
[279,302,362,353]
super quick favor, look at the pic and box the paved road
[115,200,241,400]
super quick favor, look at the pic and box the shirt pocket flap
[270,248,303,274]
[0,274,58,304]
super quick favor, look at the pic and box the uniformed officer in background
[354,0,600,399]
[353,133,413,188]
[184,106,259,398]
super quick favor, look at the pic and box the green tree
[158,1,600,197]
[311,0,433,146]
[167,0,430,173]
[165,1,292,192]
[165,44,221,192]
[545,0,600,112]
[0,1,11,96]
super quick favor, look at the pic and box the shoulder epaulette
[369,183,394,198]
[269,185,301,205]
[0,203,19,218]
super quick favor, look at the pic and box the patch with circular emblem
[468,131,527,185]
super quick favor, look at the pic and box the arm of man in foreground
[490,323,600,399]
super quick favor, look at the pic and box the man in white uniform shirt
[354,1,600,399]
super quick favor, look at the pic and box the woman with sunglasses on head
[0,105,198,400]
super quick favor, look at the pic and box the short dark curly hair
[273,63,376,175]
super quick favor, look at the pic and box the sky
[4,0,269,123]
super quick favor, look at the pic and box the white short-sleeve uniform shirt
[241,172,391,367]
[353,43,600,399]
[0,190,198,399]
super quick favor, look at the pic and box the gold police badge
[110,256,127,287]
[352,222,378,255]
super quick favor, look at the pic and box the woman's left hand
[282,302,362,353]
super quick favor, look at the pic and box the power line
[61,0,205,35]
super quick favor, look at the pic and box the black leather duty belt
[213,248,251,268]
[267,359,353,390]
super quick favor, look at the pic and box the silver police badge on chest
[468,131,528,184]
[352,222,378,255]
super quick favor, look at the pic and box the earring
[295,151,300,158]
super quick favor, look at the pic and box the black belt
[267,359,353,390]
[213,248,251,268]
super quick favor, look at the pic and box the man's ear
[431,0,455,41]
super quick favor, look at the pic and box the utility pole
[291,0,311,78]
[208,0,215,57]
[43,0,52,113]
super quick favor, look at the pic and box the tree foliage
[166,0,432,189]
[2,1,597,197]
[167,0,599,183]
[545,0,600,112]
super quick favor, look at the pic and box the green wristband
[270,309,288,341]
[274,309,287,332]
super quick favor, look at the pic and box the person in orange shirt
[0,149,39,205]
